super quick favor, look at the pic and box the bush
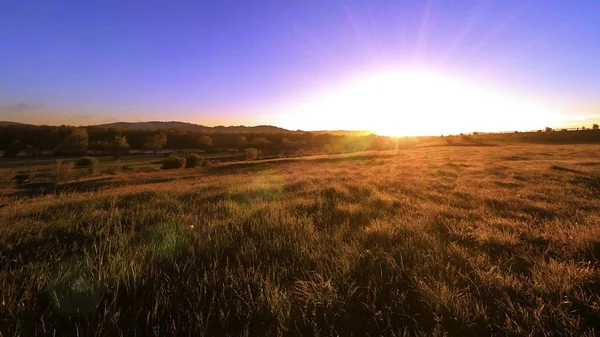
[74,157,97,168]
[162,156,186,170]
[185,154,203,168]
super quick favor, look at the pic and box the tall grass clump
[0,169,16,188]
[146,221,191,259]
[53,159,74,182]
[106,159,122,175]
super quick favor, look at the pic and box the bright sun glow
[279,70,562,136]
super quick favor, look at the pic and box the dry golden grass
[0,144,599,336]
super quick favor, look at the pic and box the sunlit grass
[0,144,599,335]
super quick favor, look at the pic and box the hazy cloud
[0,104,107,125]
[2,103,44,112]
[75,114,93,120]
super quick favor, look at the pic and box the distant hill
[0,121,32,126]
[311,130,374,136]
[98,121,203,131]
[97,121,292,133]
[1,119,374,135]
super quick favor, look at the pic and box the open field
[1,144,600,336]
[0,152,244,170]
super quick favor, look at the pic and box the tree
[235,136,247,148]
[245,148,258,160]
[196,135,212,148]
[55,128,89,155]
[281,137,296,149]
[372,136,390,150]
[24,144,41,156]
[593,124,599,130]
[144,132,167,153]
[250,137,270,147]
[89,141,106,155]
[108,135,130,158]
[545,127,553,132]
[3,140,21,157]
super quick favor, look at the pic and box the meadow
[1,143,599,336]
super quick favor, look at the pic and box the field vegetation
[1,144,599,335]
[2,123,598,160]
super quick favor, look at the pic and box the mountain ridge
[97,121,291,133]
[0,121,32,126]
[0,120,373,135]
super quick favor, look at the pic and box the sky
[1,0,599,134]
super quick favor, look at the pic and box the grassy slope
[1,145,600,336]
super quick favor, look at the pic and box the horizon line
[2,119,599,138]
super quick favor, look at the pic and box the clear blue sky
[1,0,599,131]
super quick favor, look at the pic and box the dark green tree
[108,135,130,158]
[3,140,21,157]
[144,132,167,153]
[54,128,89,155]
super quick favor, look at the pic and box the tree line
[0,125,409,157]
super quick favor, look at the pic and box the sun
[278,69,560,136]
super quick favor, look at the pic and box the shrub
[185,154,203,168]
[162,156,186,170]
[74,157,97,168]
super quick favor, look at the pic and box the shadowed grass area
[0,144,599,336]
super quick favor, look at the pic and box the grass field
[1,144,599,336]
[0,151,244,170]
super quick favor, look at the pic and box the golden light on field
[280,70,561,136]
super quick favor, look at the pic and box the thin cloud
[2,103,44,112]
